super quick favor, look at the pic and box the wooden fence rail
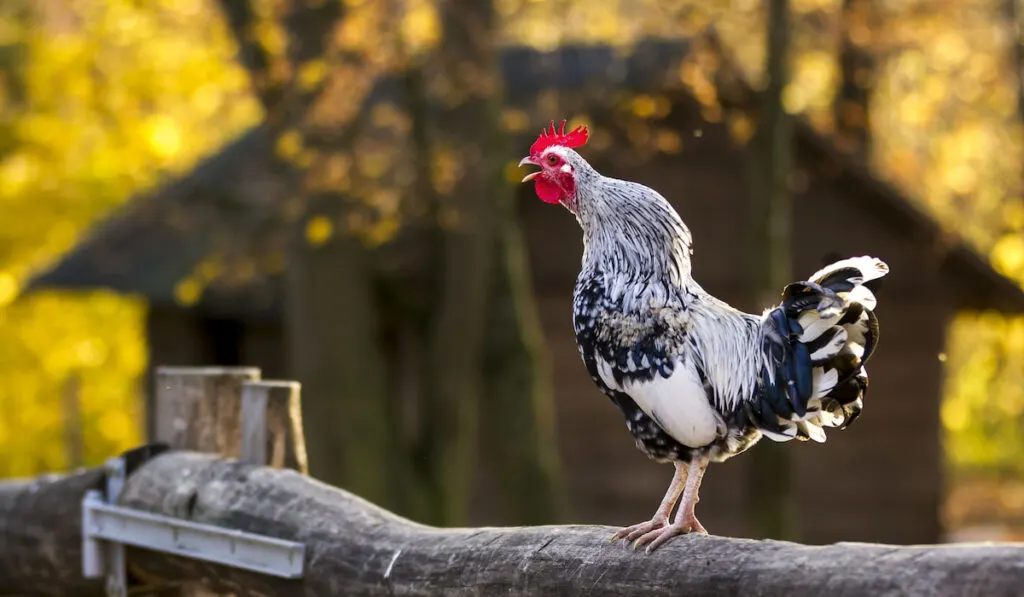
[3,447,1024,597]
[1,366,1024,596]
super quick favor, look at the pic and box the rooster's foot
[631,514,707,554]
[609,515,669,546]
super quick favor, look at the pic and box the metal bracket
[83,456,305,596]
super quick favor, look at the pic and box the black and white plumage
[519,121,889,553]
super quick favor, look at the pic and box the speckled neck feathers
[573,171,694,297]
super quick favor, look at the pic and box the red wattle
[534,178,561,204]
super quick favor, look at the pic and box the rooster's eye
[546,155,559,166]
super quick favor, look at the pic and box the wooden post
[152,367,261,597]
[152,367,261,456]
[240,380,308,474]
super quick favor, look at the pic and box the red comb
[529,120,589,157]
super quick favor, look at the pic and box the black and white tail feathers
[748,256,889,443]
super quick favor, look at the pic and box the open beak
[518,156,539,183]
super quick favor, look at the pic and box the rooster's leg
[610,461,687,545]
[632,456,709,553]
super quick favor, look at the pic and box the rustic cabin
[26,38,1024,545]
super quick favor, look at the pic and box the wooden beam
[240,380,308,473]
[153,366,261,456]
[3,449,1024,597]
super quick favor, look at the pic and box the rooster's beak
[518,156,539,183]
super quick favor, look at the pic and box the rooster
[518,121,888,553]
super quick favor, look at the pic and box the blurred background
[1,0,1024,546]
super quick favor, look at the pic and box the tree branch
[3,449,1024,597]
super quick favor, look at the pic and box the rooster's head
[519,120,590,211]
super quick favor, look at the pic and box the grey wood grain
[115,451,1024,597]
[4,449,1024,597]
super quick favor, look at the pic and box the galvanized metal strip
[84,501,306,578]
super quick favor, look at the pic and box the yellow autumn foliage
[0,292,145,476]
[0,0,259,476]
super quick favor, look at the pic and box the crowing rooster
[519,121,889,553]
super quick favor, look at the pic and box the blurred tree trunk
[480,174,565,525]
[835,0,877,158]
[746,0,797,541]
[215,0,399,509]
[284,215,401,510]
[399,0,563,524]
[396,53,442,524]
[481,45,561,529]
[423,0,565,525]
[1008,0,1024,123]
[416,0,501,527]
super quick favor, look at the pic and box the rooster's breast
[609,360,723,448]
[572,273,729,460]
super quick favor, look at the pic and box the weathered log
[0,444,167,596]
[3,448,1024,597]
[0,467,104,595]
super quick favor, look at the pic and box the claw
[610,516,668,546]
[626,523,659,543]
[633,515,707,554]
[613,459,710,553]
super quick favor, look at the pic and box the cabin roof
[25,37,1024,315]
